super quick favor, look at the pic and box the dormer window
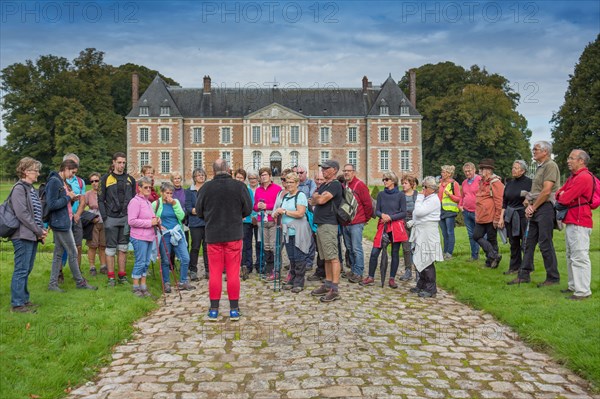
[379,99,389,116]
[160,106,170,116]
[139,106,149,116]
[400,99,410,116]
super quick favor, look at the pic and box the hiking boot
[399,268,412,281]
[507,277,530,285]
[178,281,197,291]
[76,280,98,290]
[418,290,436,298]
[389,278,398,289]
[490,254,502,269]
[409,287,421,293]
[107,278,116,287]
[359,277,375,286]
[537,280,559,288]
[241,267,248,281]
[133,288,145,297]
[311,284,329,297]
[142,290,154,298]
[283,283,294,290]
[208,309,219,321]
[230,308,240,321]
[568,294,591,301]
[190,271,199,282]
[48,284,65,293]
[291,286,304,293]
[58,270,64,285]
[503,269,518,275]
[443,253,452,260]
[89,267,97,277]
[99,265,108,275]
[320,289,340,303]
[11,305,36,313]
[164,282,172,293]
[348,273,362,284]
[24,302,40,309]
[118,275,129,284]
[560,288,574,294]
[307,273,324,282]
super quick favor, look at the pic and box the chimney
[362,75,369,93]
[409,69,416,108]
[203,75,211,94]
[131,72,139,107]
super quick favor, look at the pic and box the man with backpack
[555,149,596,300]
[309,160,343,302]
[341,164,373,284]
[98,152,136,287]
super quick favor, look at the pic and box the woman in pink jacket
[127,177,161,297]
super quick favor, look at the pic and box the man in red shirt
[555,149,594,300]
[341,164,374,283]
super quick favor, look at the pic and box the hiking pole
[518,218,531,288]
[154,227,167,305]
[259,210,265,279]
[273,216,282,292]
[158,231,183,301]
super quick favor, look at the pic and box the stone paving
[69,240,599,399]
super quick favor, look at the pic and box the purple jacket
[127,194,157,242]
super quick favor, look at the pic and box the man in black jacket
[196,158,252,321]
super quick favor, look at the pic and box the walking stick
[259,210,265,279]
[158,230,183,301]
[273,216,282,292]
[154,227,167,305]
[517,218,531,287]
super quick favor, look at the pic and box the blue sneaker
[207,309,218,322]
[229,309,240,321]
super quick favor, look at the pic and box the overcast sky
[1,0,599,146]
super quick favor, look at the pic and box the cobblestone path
[69,241,598,399]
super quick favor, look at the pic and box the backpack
[0,183,22,238]
[587,172,600,210]
[283,193,317,233]
[336,184,359,224]
[37,183,50,223]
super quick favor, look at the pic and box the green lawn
[364,209,600,388]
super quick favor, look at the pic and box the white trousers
[565,224,592,297]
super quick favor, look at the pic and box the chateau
[126,73,422,185]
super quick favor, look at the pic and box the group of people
[8,141,595,316]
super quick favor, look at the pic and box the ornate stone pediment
[246,103,306,120]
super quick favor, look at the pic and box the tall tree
[551,35,600,174]
[400,62,530,178]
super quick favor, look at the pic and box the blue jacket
[46,171,72,232]
[185,187,206,228]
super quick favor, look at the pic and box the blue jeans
[342,223,365,276]
[463,210,480,259]
[158,232,190,283]
[11,239,38,307]
[439,216,457,255]
[130,237,153,279]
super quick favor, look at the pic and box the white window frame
[379,150,390,171]
[252,126,261,144]
[400,127,410,142]
[220,127,232,144]
[348,150,358,169]
[290,151,299,167]
[222,151,232,166]
[160,151,171,174]
[320,151,330,165]
[271,126,280,144]
[139,151,150,167]
[192,127,203,144]
[379,127,390,143]
[320,127,330,144]
[252,151,262,171]
[347,126,358,143]
[192,151,204,170]
[380,105,389,116]
[160,127,171,143]
[139,106,149,116]
[139,127,149,143]
[400,149,411,172]
[400,105,410,116]
[290,126,300,144]
[160,106,170,116]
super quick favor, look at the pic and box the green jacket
[152,198,185,230]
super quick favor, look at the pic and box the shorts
[104,216,130,249]
[315,224,339,261]
[72,218,83,246]
[87,222,106,248]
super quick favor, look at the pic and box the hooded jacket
[45,171,72,231]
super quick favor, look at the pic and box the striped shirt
[30,187,43,229]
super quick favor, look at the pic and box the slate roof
[127,74,420,118]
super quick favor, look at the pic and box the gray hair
[63,153,80,163]
[137,176,152,188]
[382,171,399,186]
[441,165,455,176]
[247,170,259,179]
[534,141,552,154]
[422,176,439,192]
[463,162,475,171]
[160,181,175,192]
[513,160,528,172]
[192,168,206,178]
[574,149,590,165]
[213,158,229,175]
[295,164,307,172]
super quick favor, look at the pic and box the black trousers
[242,223,254,269]
[506,216,527,272]
[416,263,436,294]
[518,202,559,282]
[473,222,498,263]
[189,227,208,274]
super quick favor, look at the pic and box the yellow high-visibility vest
[441,181,459,212]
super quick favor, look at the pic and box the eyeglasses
[281,179,287,183]
[26,169,40,173]
[248,177,258,180]
[343,169,354,173]
[297,171,305,174]
[141,186,152,190]
[382,178,390,182]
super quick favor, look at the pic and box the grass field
[363,208,600,389]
